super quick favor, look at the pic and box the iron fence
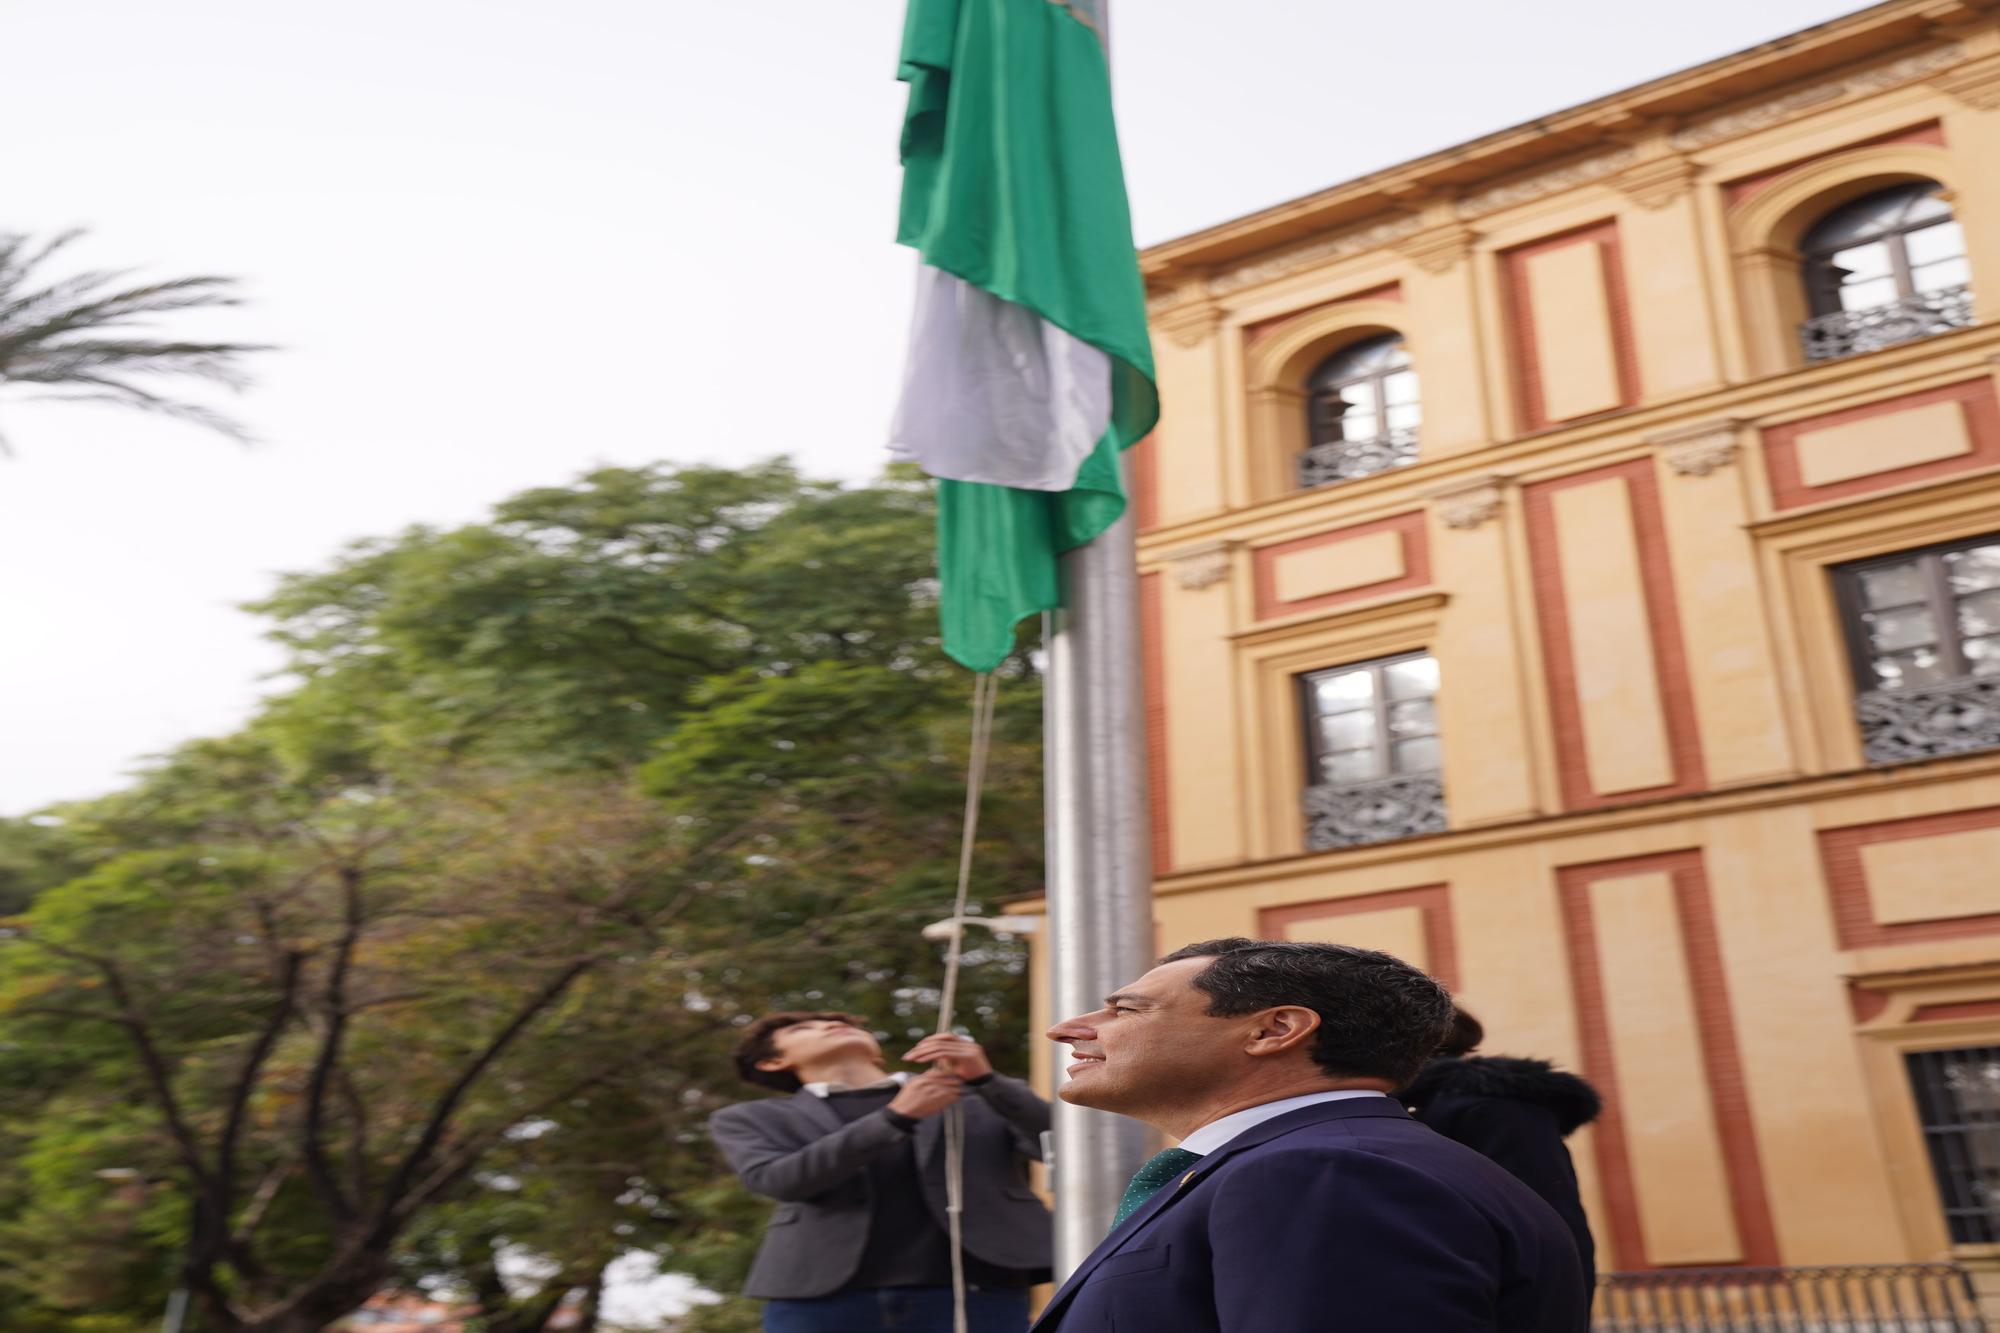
[1594,1264,1985,1331]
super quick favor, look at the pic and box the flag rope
[935,669,1000,1333]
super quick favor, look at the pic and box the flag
[891,0,1158,673]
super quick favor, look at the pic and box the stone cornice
[1144,0,2000,289]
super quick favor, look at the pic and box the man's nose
[1045,1014,1097,1044]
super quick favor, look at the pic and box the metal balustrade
[1800,285,1974,363]
[1297,425,1420,490]
[1594,1264,1986,1332]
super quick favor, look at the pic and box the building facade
[1027,0,2000,1282]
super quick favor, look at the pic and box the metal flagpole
[1044,2,1153,1276]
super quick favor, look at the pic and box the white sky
[0,0,1865,817]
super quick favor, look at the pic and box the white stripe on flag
[889,263,1112,492]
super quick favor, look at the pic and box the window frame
[1297,649,1441,789]
[1802,184,1965,319]
[1834,533,2000,695]
[1904,1044,2000,1246]
[1305,333,1418,451]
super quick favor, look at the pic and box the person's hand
[903,1033,995,1081]
[887,1068,965,1120]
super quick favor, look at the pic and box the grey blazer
[709,1075,1054,1300]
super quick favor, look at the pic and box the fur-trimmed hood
[1402,1055,1602,1136]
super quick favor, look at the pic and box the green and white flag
[891,0,1158,673]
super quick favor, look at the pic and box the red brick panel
[1523,460,1708,810]
[1818,806,2000,950]
[1140,572,1171,876]
[1250,510,1431,621]
[1242,281,1405,351]
[1761,379,2000,512]
[1131,433,1160,533]
[1259,883,1458,990]
[1911,999,2000,1023]
[1501,221,1642,433]
[1558,851,1780,1270]
[1722,121,1947,209]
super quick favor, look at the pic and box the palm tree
[0,229,270,454]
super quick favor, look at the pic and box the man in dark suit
[1036,939,1588,1333]
[709,1011,1052,1333]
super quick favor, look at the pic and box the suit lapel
[1030,1157,1211,1330]
[1029,1099,1413,1331]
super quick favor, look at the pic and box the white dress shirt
[1175,1089,1390,1155]
[803,1071,911,1098]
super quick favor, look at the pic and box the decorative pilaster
[1395,221,1479,275]
[1651,420,1746,477]
[1162,540,1235,592]
[1614,154,1701,211]
[1425,473,1509,530]
[1151,288,1226,348]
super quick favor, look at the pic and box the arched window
[1800,182,1973,362]
[1300,333,1420,489]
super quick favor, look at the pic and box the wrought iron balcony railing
[1855,674,2000,767]
[1801,284,1975,363]
[1298,425,1420,490]
[1302,772,1446,851]
[1594,1262,1984,1331]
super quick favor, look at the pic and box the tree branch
[371,958,598,1234]
[301,866,364,1222]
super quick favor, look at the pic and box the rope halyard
[936,670,1000,1333]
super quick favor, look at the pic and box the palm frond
[0,228,269,451]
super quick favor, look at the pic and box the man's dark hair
[731,1011,872,1093]
[1159,938,1454,1087]
[1439,1006,1484,1058]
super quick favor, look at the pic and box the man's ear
[755,1056,793,1074]
[1244,1005,1321,1058]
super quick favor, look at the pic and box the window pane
[1388,698,1436,738]
[1381,370,1420,406]
[1859,561,1928,609]
[1391,736,1441,775]
[1322,748,1381,783]
[1968,636,2000,677]
[1959,590,2000,639]
[1385,402,1422,432]
[1312,669,1375,712]
[1318,711,1374,750]
[1905,219,1967,268]
[1903,190,1954,226]
[1832,241,1894,282]
[1863,604,1941,652]
[1872,646,1949,689]
[1840,275,1901,312]
[1384,655,1439,700]
[1310,334,1407,386]
[1946,545,2000,595]
[1335,398,1380,442]
[1913,257,1973,294]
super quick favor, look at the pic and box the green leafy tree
[0,461,1044,1332]
[0,230,268,453]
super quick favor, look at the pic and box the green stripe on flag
[897,0,1159,673]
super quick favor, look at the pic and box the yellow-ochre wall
[1021,0,2000,1280]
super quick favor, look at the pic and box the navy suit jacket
[1030,1097,1589,1333]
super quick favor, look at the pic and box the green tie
[1113,1147,1202,1226]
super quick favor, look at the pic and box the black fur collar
[1402,1055,1602,1134]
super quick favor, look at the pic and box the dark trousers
[763,1286,1030,1333]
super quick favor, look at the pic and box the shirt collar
[804,1071,912,1098]
[1175,1089,1389,1156]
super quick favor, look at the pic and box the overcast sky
[0,0,1867,818]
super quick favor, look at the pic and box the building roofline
[1140,0,1996,283]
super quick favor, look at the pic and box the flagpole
[1044,2,1154,1277]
